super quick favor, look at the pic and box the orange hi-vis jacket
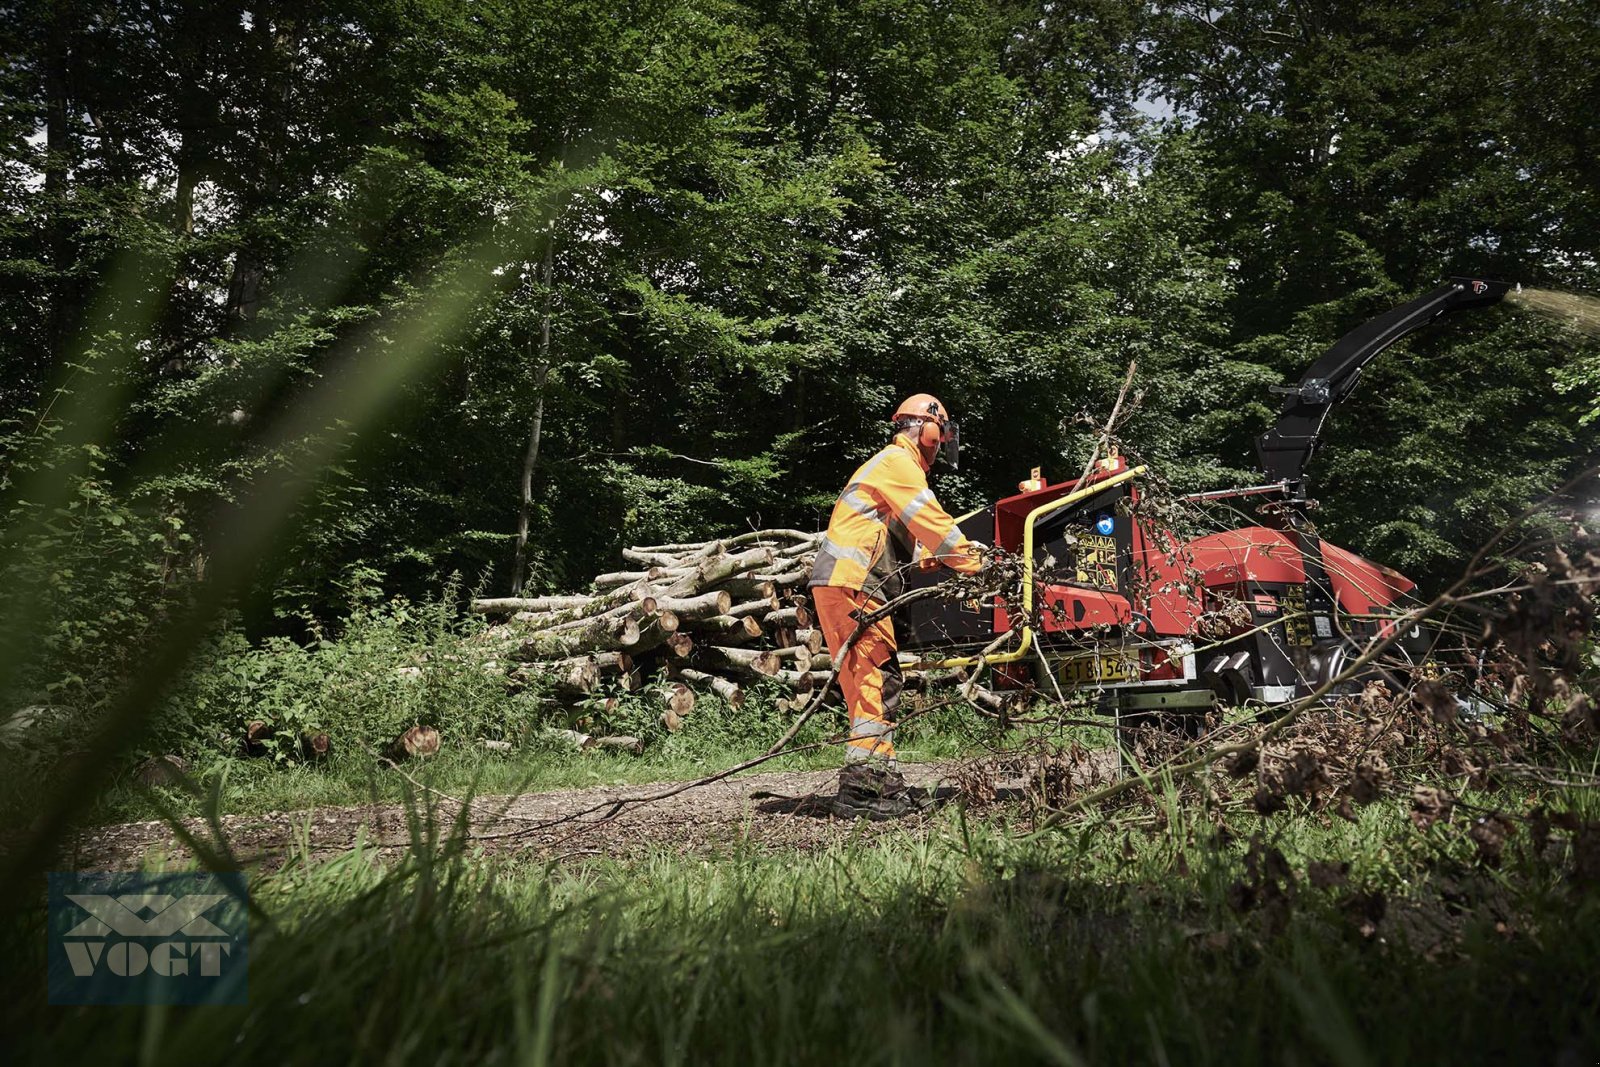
[808,433,982,600]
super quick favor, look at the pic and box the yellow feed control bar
[906,465,1147,671]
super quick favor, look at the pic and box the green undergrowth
[4,585,1026,825]
[3,576,1111,828]
[84,679,1025,824]
[8,782,1598,1066]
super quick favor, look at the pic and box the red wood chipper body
[899,277,1512,715]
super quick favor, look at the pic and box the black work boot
[832,763,933,821]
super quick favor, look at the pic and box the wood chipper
[898,277,1514,717]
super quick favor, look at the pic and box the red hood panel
[1183,527,1415,614]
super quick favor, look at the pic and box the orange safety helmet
[892,393,960,468]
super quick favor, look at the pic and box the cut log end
[676,668,746,707]
[484,532,821,706]
[300,731,332,761]
[667,683,696,716]
[388,725,441,761]
[243,720,271,757]
[135,754,189,786]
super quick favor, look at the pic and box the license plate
[1057,652,1139,685]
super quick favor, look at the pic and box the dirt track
[67,759,1115,871]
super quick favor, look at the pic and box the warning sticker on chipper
[1074,533,1118,589]
[1094,514,1114,535]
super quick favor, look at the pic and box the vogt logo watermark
[48,871,249,1004]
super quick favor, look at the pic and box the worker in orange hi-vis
[808,393,986,820]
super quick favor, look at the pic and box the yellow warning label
[1280,584,1311,646]
[1075,533,1118,589]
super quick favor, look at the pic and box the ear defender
[918,401,945,449]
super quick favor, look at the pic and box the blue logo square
[47,871,250,1005]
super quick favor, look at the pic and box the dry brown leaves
[1225,835,1297,932]
[1195,598,1253,641]
[1410,785,1454,831]
[1486,537,1599,724]
[1235,681,1410,819]
[1306,859,1351,890]
[970,738,1122,815]
[948,759,999,808]
[1467,813,1516,866]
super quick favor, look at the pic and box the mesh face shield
[940,420,960,470]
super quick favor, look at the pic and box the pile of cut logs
[472,530,839,730]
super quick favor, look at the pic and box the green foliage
[0,421,192,714]
[156,586,523,767]
[1143,0,1600,583]
[0,7,1595,1056]
[1,0,1595,770]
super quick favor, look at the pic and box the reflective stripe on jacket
[808,433,980,600]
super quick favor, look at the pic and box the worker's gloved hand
[918,556,941,572]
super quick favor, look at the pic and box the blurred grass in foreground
[4,782,1597,1066]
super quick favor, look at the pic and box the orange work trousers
[811,586,903,765]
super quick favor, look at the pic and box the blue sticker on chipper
[1094,514,1114,535]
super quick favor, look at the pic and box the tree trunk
[225,18,293,330]
[675,669,745,707]
[656,683,696,731]
[683,614,763,640]
[697,645,781,679]
[652,589,732,620]
[224,253,266,326]
[766,605,813,628]
[472,595,593,614]
[515,612,641,659]
[174,155,198,236]
[43,9,70,362]
[510,239,555,595]
[174,89,204,237]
